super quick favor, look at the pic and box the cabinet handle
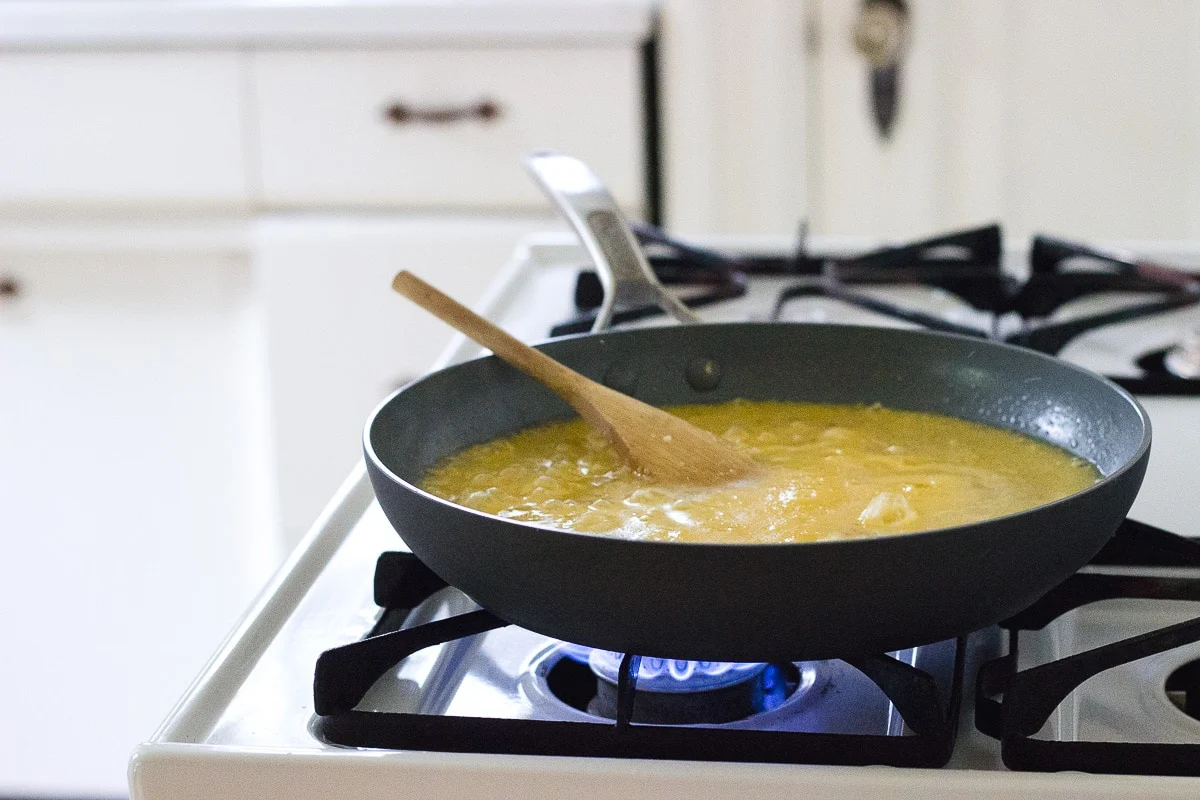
[0,276,19,299]
[382,99,502,126]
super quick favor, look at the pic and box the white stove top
[130,235,1200,800]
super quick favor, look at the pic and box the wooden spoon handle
[391,270,582,398]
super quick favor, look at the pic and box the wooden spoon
[392,270,761,485]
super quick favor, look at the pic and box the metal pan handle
[523,151,700,333]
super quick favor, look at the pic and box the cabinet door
[0,245,277,795]
[256,215,561,543]
[807,0,1200,239]
[0,52,248,207]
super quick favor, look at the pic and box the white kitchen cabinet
[0,51,250,208]
[0,13,650,797]
[252,47,644,209]
[0,39,647,548]
[661,0,1200,240]
[805,0,1200,239]
[0,5,653,798]
[0,39,648,546]
[248,39,648,543]
[0,233,279,795]
[255,214,564,542]
[660,0,808,235]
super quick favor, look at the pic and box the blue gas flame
[583,649,765,693]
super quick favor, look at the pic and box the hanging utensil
[853,0,910,139]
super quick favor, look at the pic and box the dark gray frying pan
[363,156,1150,662]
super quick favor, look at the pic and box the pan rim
[364,322,1152,551]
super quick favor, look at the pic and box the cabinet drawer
[0,52,248,206]
[252,48,644,210]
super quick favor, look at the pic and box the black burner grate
[549,224,1200,393]
[773,228,1200,361]
[976,519,1200,775]
[314,520,1200,771]
[312,551,964,767]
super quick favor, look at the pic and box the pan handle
[524,151,701,333]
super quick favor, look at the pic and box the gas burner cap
[587,651,765,693]
[525,644,819,726]
[1164,329,1200,379]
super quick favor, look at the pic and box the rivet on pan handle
[523,151,701,333]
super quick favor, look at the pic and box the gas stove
[131,230,1200,799]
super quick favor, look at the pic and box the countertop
[0,0,656,49]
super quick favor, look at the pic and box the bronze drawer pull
[382,99,502,126]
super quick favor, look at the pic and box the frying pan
[363,156,1150,662]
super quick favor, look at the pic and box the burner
[1164,329,1200,379]
[534,649,809,725]
[584,652,807,725]
[1130,347,1200,394]
[1166,659,1200,721]
[975,519,1200,776]
[586,651,765,691]
[588,662,801,725]
[314,552,964,766]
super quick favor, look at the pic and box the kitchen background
[2,0,1198,797]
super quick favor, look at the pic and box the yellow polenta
[420,400,1099,544]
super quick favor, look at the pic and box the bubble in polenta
[420,400,1100,544]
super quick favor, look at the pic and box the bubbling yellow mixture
[420,401,1100,544]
